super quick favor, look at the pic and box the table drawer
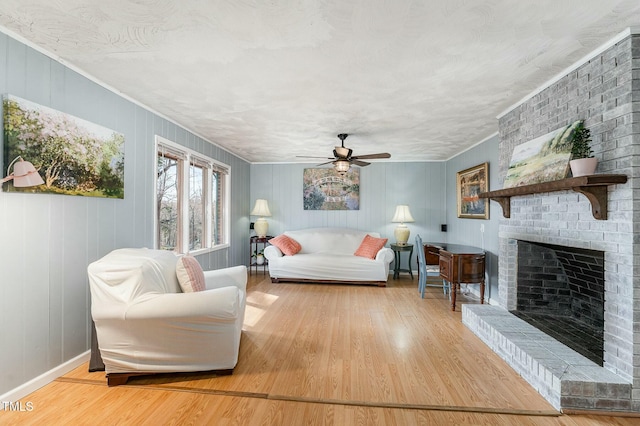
[438,252,453,281]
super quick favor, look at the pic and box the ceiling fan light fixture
[334,159,350,175]
[300,133,390,170]
[335,146,350,158]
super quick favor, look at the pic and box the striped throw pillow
[176,255,206,292]
[269,234,302,256]
[354,235,388,259]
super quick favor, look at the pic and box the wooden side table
[250,235,272,275]
[391,243,414,279]
[435,244,485,311]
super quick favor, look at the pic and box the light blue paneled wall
[250,135,500,303]
[0,33,250,395]
[250,162,447,259]
[445,135,500,303]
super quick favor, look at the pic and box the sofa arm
[124,286,242,321]
[204,265,247,291]
[264,245,283,260]
[376,247,394,264]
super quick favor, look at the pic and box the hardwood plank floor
[2,274,639,425]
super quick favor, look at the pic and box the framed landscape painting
[457,162,489,219]
[503,121,579,188]
[3,95,125,198]
[303,168,359,210]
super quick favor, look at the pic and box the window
[155,136,229,253]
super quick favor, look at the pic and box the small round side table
[391,243,414,279]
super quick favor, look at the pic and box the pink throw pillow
[354,235,388,259]
[176,255,206,292]
[269,234,302,256]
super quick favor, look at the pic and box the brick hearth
[463,305,630,411]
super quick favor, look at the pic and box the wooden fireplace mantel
[479,174,627,220]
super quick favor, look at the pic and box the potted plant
[569,122,597,177]
[252,249,265,265]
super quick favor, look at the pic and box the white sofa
[88,248,247,385]
[264,228,394,286]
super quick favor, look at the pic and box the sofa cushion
[176,255,206,292]
[285,228,378,255]
[269,234,302,256]
[354,235,388,259]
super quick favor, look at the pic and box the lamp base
[394,224,410,245]
[254,218,269,238]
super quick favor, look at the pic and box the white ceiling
[0,1,639,164]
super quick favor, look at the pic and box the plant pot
[256,254,265,265]
[570,158,598,177]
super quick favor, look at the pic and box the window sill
[188,243,229,256]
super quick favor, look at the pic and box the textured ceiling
[0,1,639,163]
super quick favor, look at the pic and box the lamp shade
[334,160,350,175]
[1,156,44,188]
[391,205,415,224]
[13,160,45,187]
[250,199,271,217]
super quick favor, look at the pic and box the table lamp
[250,199,272,237]
[391,205,414,245]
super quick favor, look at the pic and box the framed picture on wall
[457,162,489,219]
[2,94,125,198]
[303,167,360,210]
[503,121,577,188]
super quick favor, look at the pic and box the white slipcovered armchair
[88,248,247,386]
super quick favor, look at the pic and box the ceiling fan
[299,134,391,175]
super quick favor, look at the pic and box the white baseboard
[0,350,90,402]
[459,284,499,306]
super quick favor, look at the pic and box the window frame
[154,135,230,255]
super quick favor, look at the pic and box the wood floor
[3,274,639,425]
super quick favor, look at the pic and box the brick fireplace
[464,30,639,412]
[513,241,605,366]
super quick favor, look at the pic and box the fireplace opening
[511,241,604,366]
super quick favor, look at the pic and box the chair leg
[443,280,450,297]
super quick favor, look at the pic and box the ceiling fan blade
[351,159,370,167]
[297,155,334,159]
[315,160,336,166]
[351,153,391,160]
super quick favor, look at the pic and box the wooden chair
[415,234,449,298]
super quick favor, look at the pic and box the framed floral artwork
[303,168,359,210]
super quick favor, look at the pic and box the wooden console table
[425,243,486,311]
